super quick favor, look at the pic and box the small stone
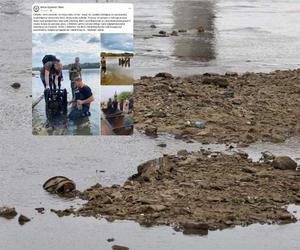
[112,245,129,250]
[145,126,158,137]
[35,207,45,214]
[272,156,297,170]
[177,149,188,156]
[171,30,178,36]
[0,207,17,219]
[147,205,167,212]
[155,72,174,79]
[182,222,209,235]
[158,30,166,35]
[157,143,167,148]
[18,214,31,225]
[11,82,21,89]
[107,238,115,242]
[241,167,257,174]
[150,24,157,28]
[202,77,229,88]
[197,26,205,33]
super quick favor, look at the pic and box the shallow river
[0,0,300,249]
[32,69,100,135]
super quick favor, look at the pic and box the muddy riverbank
[134,69,300,144]
[55,150,300,235]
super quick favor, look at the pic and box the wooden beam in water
[32,94,44,109]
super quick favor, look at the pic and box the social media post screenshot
[32,3,133,136]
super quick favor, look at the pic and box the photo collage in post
[100,33,134,135]
[31,3,133,136]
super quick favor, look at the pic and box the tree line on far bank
[32,62,100,71]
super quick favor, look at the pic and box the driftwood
[32,94,44,108]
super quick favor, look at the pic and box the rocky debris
[157,143,167,148]
[260,151,275,162]
[195,120,205,129]
[225,72,238,77]
[11,82,21,89]
[145,126,158,137]
[153,34,169,38]
[0,207,17,219]
[272,156,298,170]
[133,69,300,144]
[202,76,229,88]
[150,24,157,28]
[18,215,31,225]
[197,26,205,33]
[71,151,300,235]
[178,29,187,33]
[154,72,174,79]
[35,207,45,214]
[112,245,129,250]
[153,31,169,37]
[43,176,76,194]
[50,208,74,217]
[171,30,178,36]
[182,222,208,235]
[107,238,115,242]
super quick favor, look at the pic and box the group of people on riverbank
[118,57,131,68]
[100,56,132,75]
[40,56,94,120]
[101,92,134,115]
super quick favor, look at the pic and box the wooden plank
[32,94,44,109]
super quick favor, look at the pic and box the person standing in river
[68,77,94,120]
[101,56,107,74]
[69,57,82,99]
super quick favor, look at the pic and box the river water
[0,0,300,249]
[32,69,100,135]
[101,57,134,85]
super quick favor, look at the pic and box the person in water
[69,57,82,99]
[101,56,106,74]
[42,60,63,91]
[68,77,94,120]
[128,97,134,113]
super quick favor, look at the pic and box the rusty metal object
[43,176,76,193]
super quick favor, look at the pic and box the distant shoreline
[101,52,134,57]
[32,62,100,71]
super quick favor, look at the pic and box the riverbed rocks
[271,156,298,170]
[10,82,21,89]
[0,207,17,219]
[145,126,158,137]
[155,72,174,79]
[133,69,300,144]
[18,215,31,225]
[112,245,129,250]
[72,151,300,234]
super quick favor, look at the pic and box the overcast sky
[101,85,133,102]
[32,33,100,67]
[101,33,133,53]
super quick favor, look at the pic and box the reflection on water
[32,69,100,135]
[3,0,300,77]
[172,0,216,61]
[101,57,134,85]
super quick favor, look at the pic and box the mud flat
[133,69,300,144]
[58,150,300,235]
